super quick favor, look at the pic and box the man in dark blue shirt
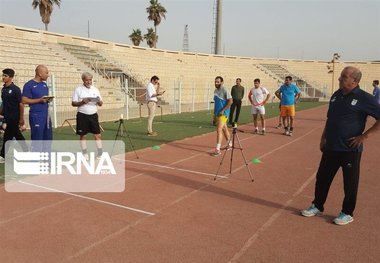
[22,65,53,152]
[372,80,380,105]
[0,68,28,163]
[301,66,380,225]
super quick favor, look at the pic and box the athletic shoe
[333,212,354,226]
[301,204,322,217]
[288,131,293,136]
[260,130,266,135]
[0,156,5,164]
[83,153,90,161]
[221,144,230,150]
[276,124,282,129]
[224,144,233,151]
[254,128,259,134]
[147,131,158,137]
[284,128,290,136]
[211,149,221,156]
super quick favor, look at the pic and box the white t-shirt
[146,82,158,102]
[250,86,269,106]
[72,85,102,115]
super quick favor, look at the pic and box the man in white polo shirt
[72,72,103,159]
[248,78,270,135]
[146,75,164,136]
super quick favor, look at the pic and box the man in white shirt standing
[72,72,103,159]
[146,75,164,136]
[248,78,270,135]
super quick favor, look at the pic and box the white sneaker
[211,149,221,156]
[0,156,5,164]
[222,144,233,151]
[333,212,354,225]
[301,204,322,217]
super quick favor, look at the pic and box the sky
[0,0,379,61]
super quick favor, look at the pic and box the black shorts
[76,112,101,135]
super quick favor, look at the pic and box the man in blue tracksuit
[22,65,53,152]
[0,68,28,163]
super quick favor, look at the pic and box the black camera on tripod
[214,120,254,182]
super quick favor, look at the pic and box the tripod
[111,118,139,159]
[214,125,254,182]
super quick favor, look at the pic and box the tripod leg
[235,133,255,182]
[122,122,139,159]
[214,147,229,181]
[229,133,235,174]
[111,121,123,156]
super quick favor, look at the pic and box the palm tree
[32,0,61,31]
[129,29,144,46]
[146,0,167,48]
[144,28,158,48]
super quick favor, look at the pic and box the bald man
[22,65,53,151]
[301,66,380,225]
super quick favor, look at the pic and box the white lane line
[117,158,228,179]
[18,180,155,216]
[231,126,322,174]
[0,197,76,225]
[66,118,325,260]
[66,183,212,261]
[228,172,317,263]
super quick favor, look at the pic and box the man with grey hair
[72,72,103,159]
[301,66,380,225]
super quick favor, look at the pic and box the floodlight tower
[327,52,340,96]
[211,0,222,54]
[183,25,189,52]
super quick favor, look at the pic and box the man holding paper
[72,72,103,159]
[22,65,53,151]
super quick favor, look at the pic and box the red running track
[1,105,379,263]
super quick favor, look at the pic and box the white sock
[216,143,221,150]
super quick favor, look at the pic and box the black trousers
[0,119,28,158]
[313,150,362,216]
[229,99,242,123]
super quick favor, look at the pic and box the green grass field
[0,102,326,183]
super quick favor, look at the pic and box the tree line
[32,0,167,48]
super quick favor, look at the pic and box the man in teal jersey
[212,76,232,156]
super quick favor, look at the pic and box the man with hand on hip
[301,66,380,225]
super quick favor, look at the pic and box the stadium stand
[0,23,379,126]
